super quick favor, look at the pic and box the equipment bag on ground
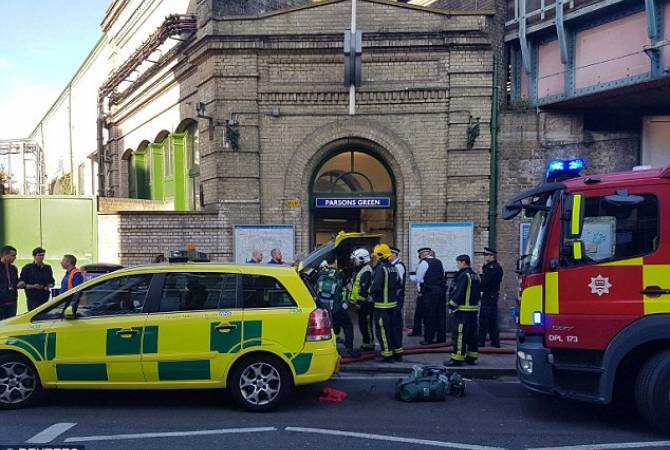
[394,365,466,402]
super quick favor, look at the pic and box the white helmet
[351,248,371,265]
[319,259,329,270]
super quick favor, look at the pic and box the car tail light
[306,308,332,341]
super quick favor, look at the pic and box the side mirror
[604,190,644,207]
[63,305,77,320]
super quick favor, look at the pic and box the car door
[240,273,309,369]
[142,271,242,385]
[45,273,153,386]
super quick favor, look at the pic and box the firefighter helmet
[351,248,371,265]
[373,243,392,260]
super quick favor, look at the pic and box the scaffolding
[0,139,44,195]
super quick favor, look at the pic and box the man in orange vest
[60,254,83,294]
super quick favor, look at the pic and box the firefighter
[370,243,403,362]
[415,247,447,345]
[479,247,503,348]
[316,255,359,358]
[349,248,375,352]
[447,254,481,366]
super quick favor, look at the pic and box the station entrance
[310,149,395,248]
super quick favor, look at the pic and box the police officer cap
[417,247,432,254]
[484,247,497,255]
[390,246,400,255]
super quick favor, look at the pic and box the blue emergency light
[545,158,585,181]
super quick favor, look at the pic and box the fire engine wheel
[635,349,670,435]
[229,354,291,412]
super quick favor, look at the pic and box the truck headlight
[517,350,534,374]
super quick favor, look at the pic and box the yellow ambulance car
[0,233,379,411]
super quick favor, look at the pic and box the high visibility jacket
[448,267,480,313]
[370,261,400,309]
[350,265,373,303]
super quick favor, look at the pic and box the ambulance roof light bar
[545,158,585,182]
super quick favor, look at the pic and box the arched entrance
[310,148,395,247]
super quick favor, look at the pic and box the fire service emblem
[588,275,612,296]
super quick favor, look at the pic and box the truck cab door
[547,188,662,349]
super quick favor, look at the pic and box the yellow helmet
[373,243,392,260]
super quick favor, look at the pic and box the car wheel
[229,354,291,412]
[0,354,43,410]
[635,349,670,435]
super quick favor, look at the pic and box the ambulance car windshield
[519,194,554,274]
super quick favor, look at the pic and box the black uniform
[20,263,55,311]
[391,259,406,348]
[316,268,354,352]
[0,262,19,320]
[370,260,403,359]
[420,258,447,343]
[448,267,481,363]
[479,260,503,347]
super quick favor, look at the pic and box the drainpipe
[488,56,500,249]
[97,99,106,197]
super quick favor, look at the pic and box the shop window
[313,151,392,194]
[187,125,202,210]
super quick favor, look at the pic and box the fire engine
[504,159,670,433]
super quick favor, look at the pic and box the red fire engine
[504,160,670,433]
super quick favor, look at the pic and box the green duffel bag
[394,374,448,402]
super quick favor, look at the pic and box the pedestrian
[315,255,358,358]
[415,247,447,345]
[370,244,403,362]
[267,248,283,264]
[389,246,406,349]
[447,254,481,366]
[152,253,166,263]
[349,248,375,352]
[0,245,19,320]
[479,247,503,348]
[247,249,263,264]
[18,247,55,311]
[60,254,83,294]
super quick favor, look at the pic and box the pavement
[2,375,667,450]
[338,327,517,378]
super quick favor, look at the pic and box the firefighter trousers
[478,302,500,347]
[451,311,479,362]
[374,308,402,358]
[358,302,375,350]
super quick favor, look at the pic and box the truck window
[567,194,658,264]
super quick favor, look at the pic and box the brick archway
[282,118,422,255]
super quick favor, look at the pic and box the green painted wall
[0,196,98,314]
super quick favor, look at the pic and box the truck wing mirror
[604,190,644,207]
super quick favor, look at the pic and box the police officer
[316,255,359,358]
[389,247,406,349]
[479,247,503,348]
[447,254,481,366]
[349,248,375,352]
[370,244,403,362]
[415,247,447,345]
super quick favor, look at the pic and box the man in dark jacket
[415,247,446,345]
[479,247,503,347]
[19,247,55,311]
[447,254,481,366]
[0,245,19,319]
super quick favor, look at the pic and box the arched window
[313,151,393,194]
